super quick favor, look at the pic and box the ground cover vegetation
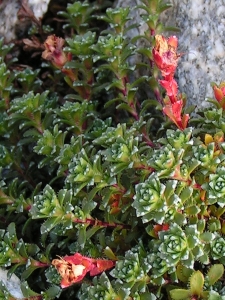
[1,0,225,299]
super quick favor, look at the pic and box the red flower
[163,100,189,130]
[52,253,115,288]
[159,78,178,103]
[90,259,115,276]
[152,35,179,80]
[212,82,225,109]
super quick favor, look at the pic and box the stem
[5,96,10,110]
[141,126,157,148]
[119,74,140,120]
[154,87,163,105]
[14,160,36,188]
[72,217,131,229]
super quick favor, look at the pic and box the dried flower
[152,35,179,80]
[52,254,91,288]
[42,35,71,69]
[52,253,115,288]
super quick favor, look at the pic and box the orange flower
[212,82,225,109]
[163,100,189,130]
[52,253,92,288]
[204,132,224,157]
[42,35,71,69]
[52,253,115,288]
[152,35,179,80]
[205,132,224,146]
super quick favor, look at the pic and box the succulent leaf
[207,264,224,286]
[189,270,204,296]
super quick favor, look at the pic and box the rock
[0,0,50,42]
[0,267,24,299]
[161,0,225,107]
[115,0,225,107]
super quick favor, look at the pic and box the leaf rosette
[110,248,151,284]
[159,128,193,150]
[148,144,184,176]
[132,173,166,223]
[193,143,215,165]
[202,166,225,206]
[158,224,188,267]
[150,253,170,281]
[210,236,225,262]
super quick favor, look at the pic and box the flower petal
[163,101,189,130]
[90,259,115,276]
[159,78,178,103]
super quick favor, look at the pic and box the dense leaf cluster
[0,0,225,299]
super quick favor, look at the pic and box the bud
[212,82,225,109]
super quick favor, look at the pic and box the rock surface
[0,267,24,299]
[115,0,225,107]
[0,0,50,42]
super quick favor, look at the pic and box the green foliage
[14,68,42,94]
[58,0,96,34]
[170,265,225,300]
[1,0,225,299]
[0,58,14,111]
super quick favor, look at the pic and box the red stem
[72,217,131,229]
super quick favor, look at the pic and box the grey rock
[115,0,225,107]
[0,267,24,299]
[0,0,50,42]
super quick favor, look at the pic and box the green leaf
[208,291,223,300]
[21,265,38,280]
[200,232,214,243]
[78,226,86,248]
[190,270,204,296]
[176,264,193,283]
[41,217,62,234]
[140,292,157,300]
[170,289,190,300]
[207,264,224,285]
[42,285,61,299]
[179,187,193,203]
[21,281,40,298]
[86,225,102,240]
[104,246,118,260]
